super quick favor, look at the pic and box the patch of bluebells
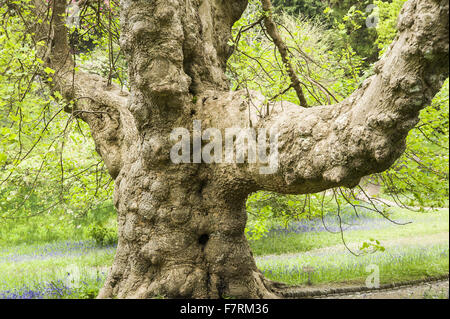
[0,271,108,299]
[0,240,116,264]
[0,280,73,299]
[264,206,400,237]
[258,245,450,285]
[0,240,112,299]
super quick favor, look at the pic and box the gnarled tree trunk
[32,0,448,298]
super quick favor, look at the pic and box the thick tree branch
[22,0,445,300]
[32,0,134,178]
[198,0,448,197]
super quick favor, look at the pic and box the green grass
[0,202,116,247]
[0,244,114,299]
[257,244,449,286]
[249,207,449,256]
[0,207,448,298]
[423,288,450,299]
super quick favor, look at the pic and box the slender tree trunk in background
[32,0,448,298]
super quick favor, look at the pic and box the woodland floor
[256,232,449,261]
[0,207,448,299]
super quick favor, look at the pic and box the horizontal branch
[198,0,448,196]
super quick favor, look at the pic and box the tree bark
[97,167,280,298]
[32,0,449,298]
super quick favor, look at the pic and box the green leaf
[44,67,55,74]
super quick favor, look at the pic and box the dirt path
[321,279,449,299]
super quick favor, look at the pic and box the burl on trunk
[32,0,448,298]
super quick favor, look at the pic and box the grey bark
[33,0,449,298]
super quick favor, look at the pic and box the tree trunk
[31,0,448,298]
[97,166,278,298]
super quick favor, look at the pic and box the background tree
[0,0,117,244]
[1,0,448,299]
[271,0,379,63]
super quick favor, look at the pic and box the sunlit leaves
[374,0,407,55]
[0,3,113,229]
[228,2,365,107]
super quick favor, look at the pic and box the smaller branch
[269,84,293,101]
[261,0,308,107]
[332,189,360,257]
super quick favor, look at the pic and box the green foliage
[235,0,448,239]
[87,224,117,247]
[0,2,117,245]
[246,192,329,240]
[369,0,448,206]
[0,201,117,246]
[249,207,449,256]
[272,0,373,22]
[69,0,126,87]
[229,4,364,106]
[369,0,449,208]
[271,0,328,19]
[359,238,386,254]
[245,190,370,241]
[0,0,447,251]
[374,0,407,55]
[0,1,448,298]
[76,283,101,299]
[378,81,449,208]
[272,0,379,63]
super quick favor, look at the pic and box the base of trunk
[97,169,282,299]
[98,254,280,299]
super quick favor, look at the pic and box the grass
[0,242,114,299]
[249,207,449,256]
[251,207,449,287]
[0,207,448,298]
[257,244,449,286]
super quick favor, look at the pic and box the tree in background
[0,0,115,244]
[272,0,379,63]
